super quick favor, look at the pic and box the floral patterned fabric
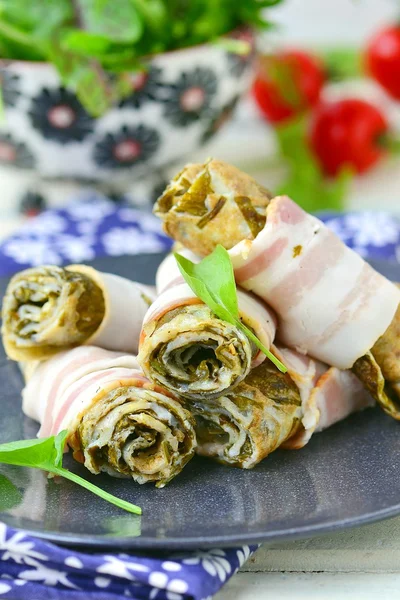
[0,195,172,277]
[0,197,399,278]
[0,522,256,599]
[0,197,399,598]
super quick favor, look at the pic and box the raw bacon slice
[285,364,375,449]
[22,346,196,487]
[230,195,400,369]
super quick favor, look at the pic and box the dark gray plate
[0,254,400,550]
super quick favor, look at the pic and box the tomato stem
[322,47,363,81]
[377,132,400,154]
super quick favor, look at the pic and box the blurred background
[0,0,400,222]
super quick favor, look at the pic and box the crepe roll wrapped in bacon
[191,347,374,468]
[139,284,276,400]
[2,264,154,361]
[154,159,272,256]
[22,346,196,487]
[138,252,277,400]
[229,195,400,370]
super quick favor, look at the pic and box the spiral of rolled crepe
[189,346,374,468]
[138,252,277,400]
[189,360,302,469]
[154,159,272,256]
[22,346,196,487]
[2,264,155,361]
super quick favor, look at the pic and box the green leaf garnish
[174,245,287,373]
[0,431,141,515]
[0,474,23,511]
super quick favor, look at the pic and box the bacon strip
[23,346,139,435]
[314,368,374,432]
[69,264,154,354]
[22,346,196,487]
[230,196,400,369]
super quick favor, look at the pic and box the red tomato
[310,99,388,176]
[252,50,325,123]
[366,26,400,100]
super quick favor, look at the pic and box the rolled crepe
[352,352,400,420]
[138,253,277,400]
[189,360,302,468]
[22,346,196,487]
[190,347,373,467]
[2,264,154,361]
[154,159,272,256]
[353,294,400,419]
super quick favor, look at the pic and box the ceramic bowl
[0,30,254,184]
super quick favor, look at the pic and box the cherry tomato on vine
[252,50,325,123]
[310,98,388,176]
[366,26,400,100]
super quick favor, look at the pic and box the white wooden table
[218,516,400,599]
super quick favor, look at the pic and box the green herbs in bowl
[0,0,282,115]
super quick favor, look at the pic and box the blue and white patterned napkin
[0,194,172,277]
[0,523,256,599]
[0,195,399,599]
[0,197,399,278]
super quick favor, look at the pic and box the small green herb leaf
[0,431,141,515]
[175,245,239,318]
[0,432,64,470]
[175,246,287,373]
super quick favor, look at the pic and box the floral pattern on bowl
[0,30,254,182]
